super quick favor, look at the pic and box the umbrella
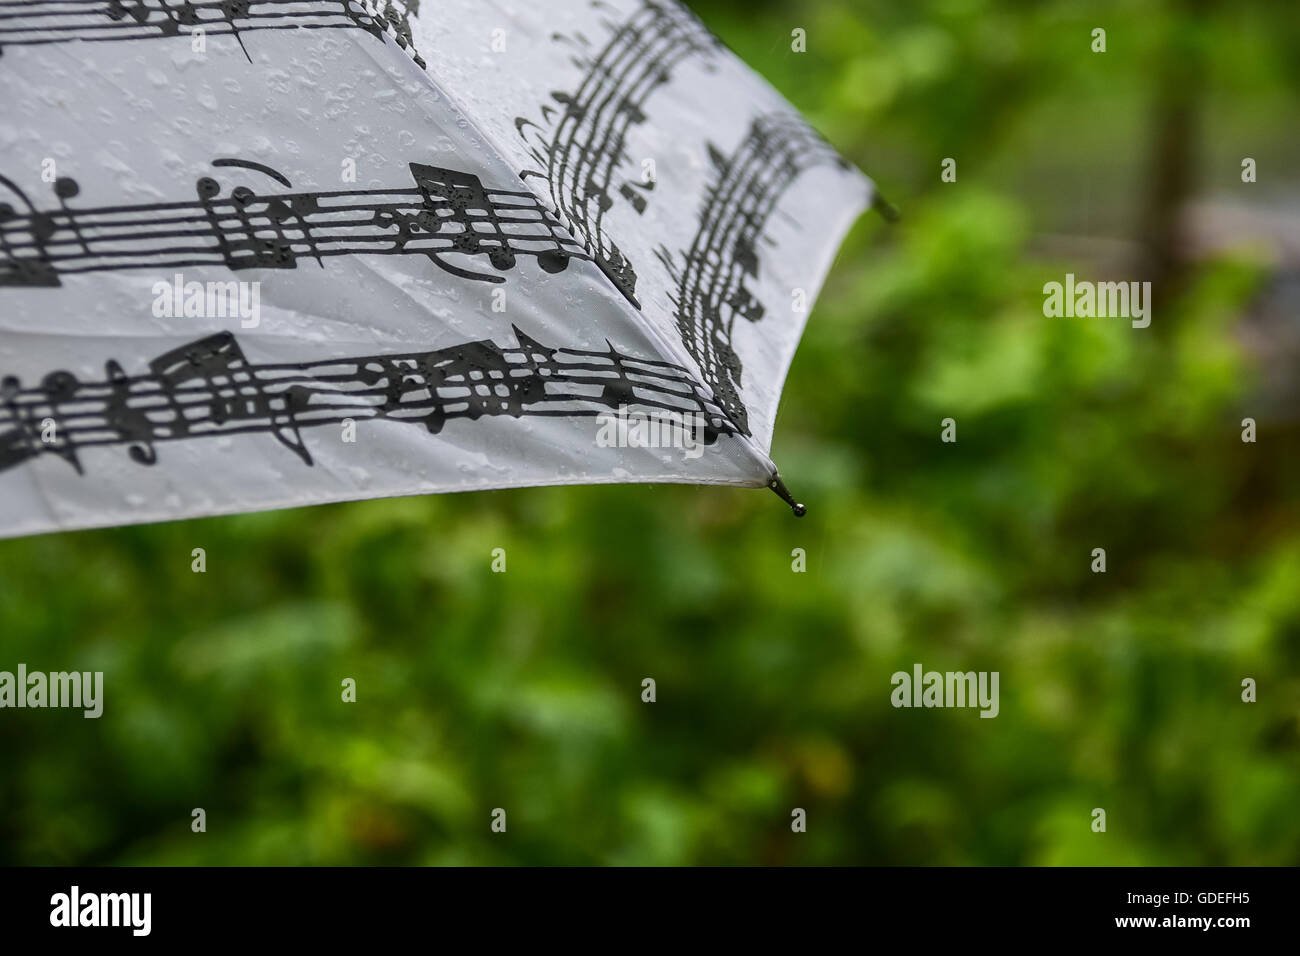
[0,0,879,538]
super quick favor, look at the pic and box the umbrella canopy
[0,0,875,537]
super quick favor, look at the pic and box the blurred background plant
[1,0,1297,865]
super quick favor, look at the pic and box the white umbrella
[0,0,877,537]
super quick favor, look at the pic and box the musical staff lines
[656,113,849,435]
[0,0,426,68]
[0,158,591,287]
[0,328,736,476]
[516,0,720,308]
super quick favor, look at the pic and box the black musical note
[0,376,34,471]
[0,0,426,70]
[0,328,735,476]
[150,332,312,462]
[0,367,83,472]
[104,358,159,464]
[410,163,517,278]
[0,158,590,286]
[618,178,654,215]
[655,113,851,435]
[516,0,722,308]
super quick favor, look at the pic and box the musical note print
[0,328,736,476]
[0,0,426,68]
[516,0,720,308]
[655,113,850,435]
[0,158,591,287]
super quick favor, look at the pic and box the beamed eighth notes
[0,158,589,287]
[0,0,426,68]
[0,329,736,477]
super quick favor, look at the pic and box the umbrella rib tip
[767,474,807,517]
[871,191,900,223]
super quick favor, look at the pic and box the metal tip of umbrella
[767,473,807,517]
[872,191,900,223]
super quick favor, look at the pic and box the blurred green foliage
[1,0,1298,865]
